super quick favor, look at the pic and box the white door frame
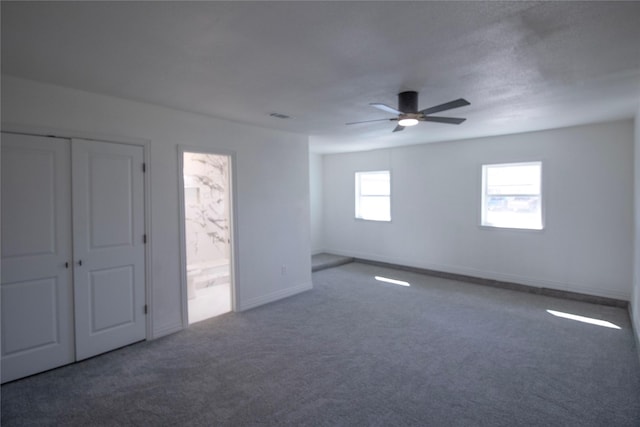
[0,123,153,339]
[178,145,239,327]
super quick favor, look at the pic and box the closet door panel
[72,139,146,360]
[1,133,74,383]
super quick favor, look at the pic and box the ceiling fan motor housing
[398,91,419,113]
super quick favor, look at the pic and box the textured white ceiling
[2,1,640,153]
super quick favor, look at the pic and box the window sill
[479,224,545,233]
[354,217,392,223]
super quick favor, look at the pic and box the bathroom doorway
[179,149,235,324]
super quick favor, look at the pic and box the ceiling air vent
[269,113,291,119]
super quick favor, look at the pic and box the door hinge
[144,304,148,315]
[143,234,147,244]
[142,162,146,173]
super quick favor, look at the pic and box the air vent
[269,113,291,119]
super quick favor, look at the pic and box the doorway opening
[180,150,234,324]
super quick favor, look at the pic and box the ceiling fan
[346,91,470,132]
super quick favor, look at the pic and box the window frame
[480,161,544,231]
[355,170,391,222]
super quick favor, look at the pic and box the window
[481,162,542,230]
[355,170,390,221]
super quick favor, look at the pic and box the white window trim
[480,161,544,231]
[355,170,391,222]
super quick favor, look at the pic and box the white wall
[309,152,324,254]
[632,106,640,348]
[323,121,634,300]
[1,76,312,338]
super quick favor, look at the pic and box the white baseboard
[152,322,184,340]
[324,248,630,301]
[239,282,313,312]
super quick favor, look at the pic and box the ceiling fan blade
[392,125,405,133]
[346,118,396,125]
[419,98,470,116]
[421,116,466,125]
[370,103,402,115]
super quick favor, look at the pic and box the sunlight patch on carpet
[546,309,621,329]
[375,276,410,287]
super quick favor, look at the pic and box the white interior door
[72,139,146,360]
[1,134,74,383]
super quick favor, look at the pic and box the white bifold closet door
[71,138,146,361]
[1,133,146,383]
[1,134,75,383]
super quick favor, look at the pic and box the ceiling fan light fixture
[398,118,419,127]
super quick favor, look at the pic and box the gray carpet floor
[2,262,640,426]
